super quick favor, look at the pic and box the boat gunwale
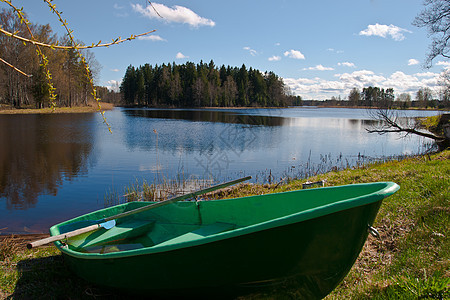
[52,182,399,260]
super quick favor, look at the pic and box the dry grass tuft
[0,235,20,262]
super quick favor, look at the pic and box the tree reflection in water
[0,114,95,210]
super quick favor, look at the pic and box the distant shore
[118,104,447,111]
[1,103,446,115]
[0,102,114,115]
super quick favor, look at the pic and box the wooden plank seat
[68,220,155,249]
[156,222,235,247]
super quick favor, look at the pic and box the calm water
[0,107,443,234]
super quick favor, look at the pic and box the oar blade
[101,220,116,230]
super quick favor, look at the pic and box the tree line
[120,60,302,108]
[311,86,449,109]
[0,8,99,108]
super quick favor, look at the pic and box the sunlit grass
[0,102,114,114]
[104,176,215,206]
[324,150,449,299]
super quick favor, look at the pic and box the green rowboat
[49,181,399,298]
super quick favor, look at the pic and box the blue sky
[18,0,449,100]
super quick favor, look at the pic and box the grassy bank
[0,102,114,114]
[315,150,449,299]
[0,150,448,299]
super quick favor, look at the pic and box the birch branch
[0,27,156,50]
[0,57,32,77]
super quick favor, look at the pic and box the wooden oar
[27,176,251,249]
[26,220,116,249]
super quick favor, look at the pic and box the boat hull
[60,200,382,298]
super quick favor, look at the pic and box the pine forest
[120,61,301,108]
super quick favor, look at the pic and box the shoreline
[0,102,114,115]
[0,233,49,246]
[119,104,447,111]
[1,103,446,114]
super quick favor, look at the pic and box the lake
[0,107,443,234]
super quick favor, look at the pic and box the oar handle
[104,176,252,222]
[27,223,101,249]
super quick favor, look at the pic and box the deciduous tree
[413,0,450,67]
[348,88,361,106]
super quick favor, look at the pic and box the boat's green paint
[50,182,399,298]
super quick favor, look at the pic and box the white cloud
[105,80,121,92]
[113,3,128,17]
[243,46,258,56]
[383,71,421,91]
[336,70,386,87]
[338,62,356,68]
[415,72,437,77]
[176,52,188,59]
[268,55,281,61]
[284,49,305,60]
[283,69,442,100]
[303,65,334,71]
[110,68,120,72]
[138,35,167,42]
[359,23,412,41]
[327,48,344,54]
[436,61,450,69]
[284,77,317,85]
[408,59,419,65]
[437,61,450,66]
[283,77,346,99]
[131,3,215,28]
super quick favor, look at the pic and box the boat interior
[56,183,391,254]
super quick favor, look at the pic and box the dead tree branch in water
[366,108,447,150]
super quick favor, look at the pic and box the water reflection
[123,108,287,126]
[0,114,95,210]
[120,108,404,181]
[122,109,283,154]
[121,109,385,157]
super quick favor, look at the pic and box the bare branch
[148,1,163,18]
[367,108,445,142]
[0,0,155,132]
[0,27,156,50]
[0,57,32,77]
[1,0,58,107]
[366,126,444,141]
[413,0,450,67]
[42,0,113,131]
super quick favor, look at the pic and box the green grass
[420,114,447,137]
[0,237,117,299]
[320,151,449,300]
[1,150,449,299]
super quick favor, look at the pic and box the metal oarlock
[368,225,381,239]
